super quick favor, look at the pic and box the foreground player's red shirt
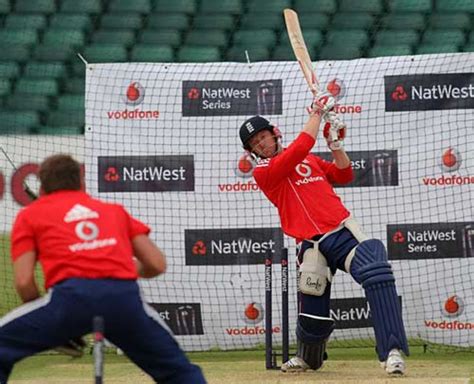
[11,190,150,289]
[253,132,353,241]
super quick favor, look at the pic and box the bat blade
[283,8,319,94]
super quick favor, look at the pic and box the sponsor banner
[98,155,194,192]
[185,227,283,265]
[182,80,283,116]
[314,150,398,187]
[148,303,204,335]
[387,222,474,260]
[385,73,474,111]
[330,297,402,329]
[330,297,372,329]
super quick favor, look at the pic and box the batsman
[239,92,409,375]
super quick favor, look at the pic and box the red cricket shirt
[11,190,150,289]
[253,132,353,241]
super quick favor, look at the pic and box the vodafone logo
[442,295,465,317]
[187,88,200,99]
[124,82,145,105]
[107,82,160,120]
[235,153,255,178]
[295,163,312,177]
[440,147,462,172]
[192,240,207,255]
[391,85,408,101]
[243,302,264,324]
[218,153,258,192]
[325,78,362,114]
[326,78,346,100]
[423,295,473,331]
[422,147,473,186]
[75,221,99,241]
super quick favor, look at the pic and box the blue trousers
[0,278,206,383]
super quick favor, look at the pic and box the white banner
[5,54,472,351]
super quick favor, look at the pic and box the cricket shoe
[281,356,310,372]
[381,349,405,375]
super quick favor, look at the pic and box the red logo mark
[243,302,263,324]
[391,86,408,101]
[235,153,255,178]
[443,295,464,317]
[392,231,405,243]
[188,88,200,100]
[441,148,462,172]
[104,167,120,182]
[192,240,207,255]
[125,82,145,105]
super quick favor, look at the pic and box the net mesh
[2,53,472,353]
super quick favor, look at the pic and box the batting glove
[323,111,346,151]
[307,92,335,119]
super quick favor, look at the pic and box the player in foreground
[239,93,409,375]
[0,154,206,384]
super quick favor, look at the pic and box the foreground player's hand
[307,92,335,119]
[323,112,346,151]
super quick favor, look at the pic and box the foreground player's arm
[331,147,351,169]
[13,251,40,303]
[132,235,167,278]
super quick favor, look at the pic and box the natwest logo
[387,223,473,260]
[185,227,283,265]
[422,147,473,186]
[325,78,362,114]
[107,82,160,120]
[182,80,282,116]
[391,85,408,101]
[98,155,194,192]
[385,73,474,111]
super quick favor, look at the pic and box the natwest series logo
[325,78,362,114]
[424,296,473,331]
[185,227,283,265]
[182,80,283,116]
[98,155,194,192]
[387,222,474,260]
[422,147,473,186]
[385,73,474,111]
[107,82,160,120]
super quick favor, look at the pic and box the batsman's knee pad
[298,244,333,297]
[296,313,335,370]
[349,239,409,361]
[349,239,393,287]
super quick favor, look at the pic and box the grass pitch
[9,346,474,384]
